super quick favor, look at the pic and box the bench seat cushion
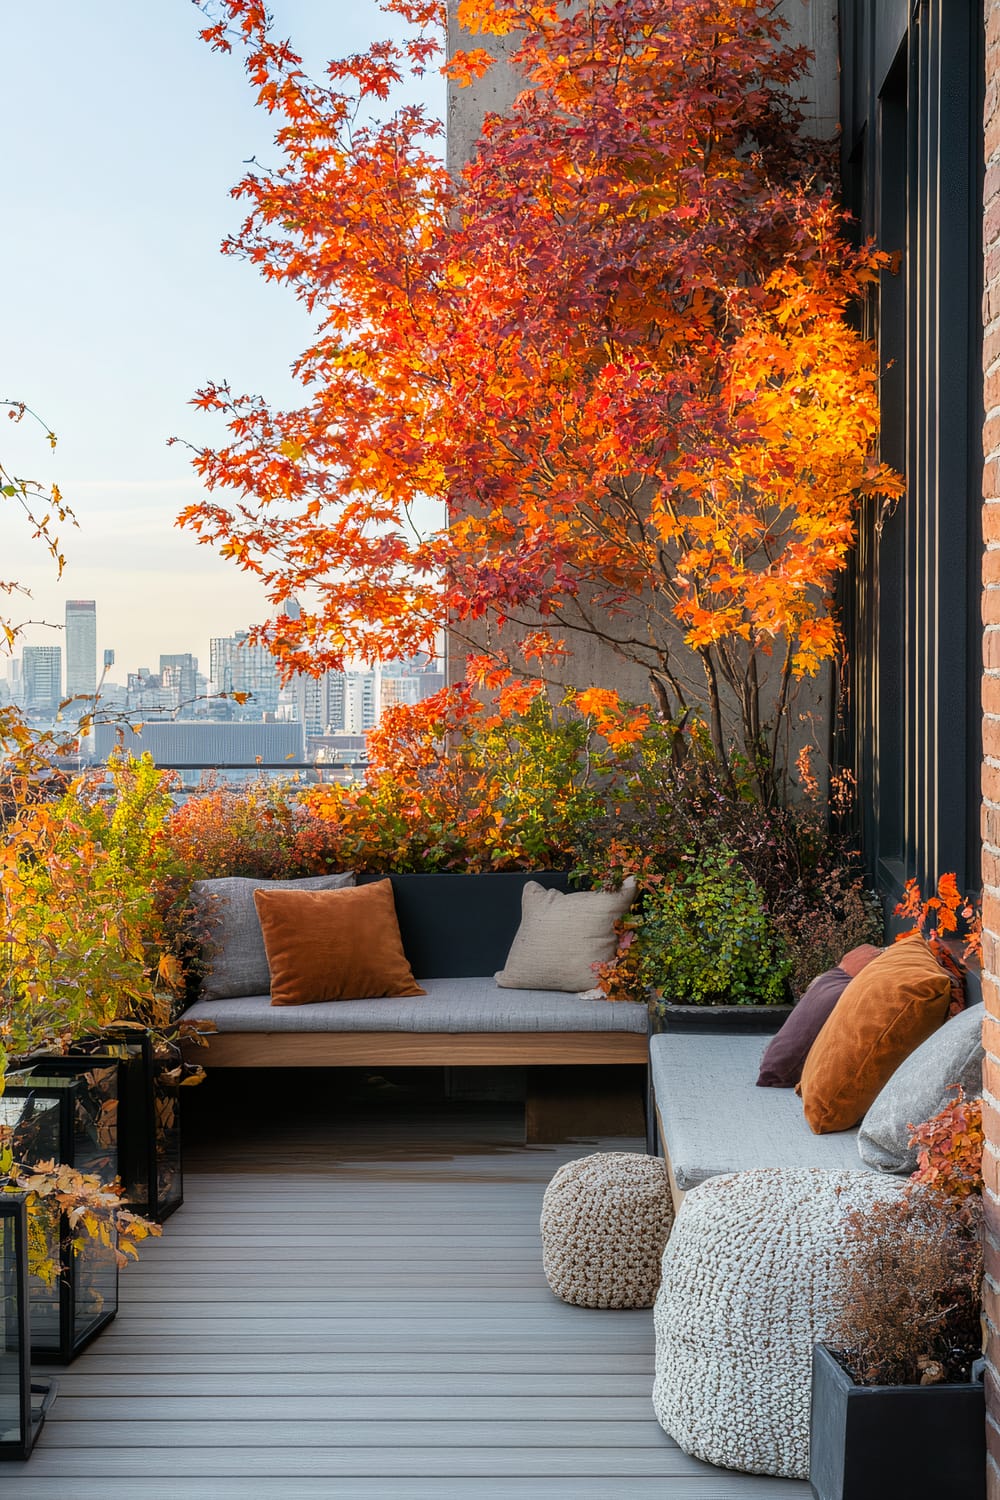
[650,1032,877,1191]
[180,979,649,1035]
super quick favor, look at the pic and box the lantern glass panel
[1,1079,118,1362]
[71,1029,183,1221]
[0,1196,56,1460]
[0,1202,26,1453]
[152,1044,183,1219]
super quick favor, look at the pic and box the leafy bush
[572,736,883,994]
[0,753,180,1055]
[637,848,793,1009]
[910,1087,983,1203]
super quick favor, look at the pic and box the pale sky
[3,0,444,681]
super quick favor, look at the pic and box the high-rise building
[159,653,198,707]
[127,667,178,718]
[22,645,62,717]
[379,654,445,714]
[65,600,97,699]
[209,630,280,714]
[343,670,378,735]
[295,670,347,736]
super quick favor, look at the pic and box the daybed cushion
[193,872,354,1000]
[857,1001,984,1173]
[180,979,649,1034]
[650,1032,875,1191]
[495,879,637,993]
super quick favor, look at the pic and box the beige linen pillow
[495,879,637,993]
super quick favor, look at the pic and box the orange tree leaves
[183,0,901,798]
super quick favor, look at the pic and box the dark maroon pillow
[756,966,852,1088]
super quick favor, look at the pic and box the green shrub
[638,847,792,1008]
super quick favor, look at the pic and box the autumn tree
[182,0,900,799]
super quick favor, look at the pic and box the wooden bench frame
[187,1030,648,1069]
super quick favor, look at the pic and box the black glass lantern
[67,1026,183,1222]
[0,1193,57,1460]
[1,1073,119,1363]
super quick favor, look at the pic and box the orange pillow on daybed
[797,933,951,1134]
[254,879,425,1006]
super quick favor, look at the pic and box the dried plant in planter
[827,1189,982,1386]
[826,1088,985,1387]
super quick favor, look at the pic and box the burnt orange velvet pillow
[254,880,425,1006]
[797,934,951,1134]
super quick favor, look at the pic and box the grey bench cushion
[181,979,648,1034]
[650,1032,877,1190]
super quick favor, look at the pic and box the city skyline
[5,597,443,699]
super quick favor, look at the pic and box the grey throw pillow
[193,872,355,999]
[857,1002,983,1174]
[494,879,637,994]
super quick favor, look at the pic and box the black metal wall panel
[840,0,984,895]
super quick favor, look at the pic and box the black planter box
[809,1343,986,1500]
[650,998,793,1033]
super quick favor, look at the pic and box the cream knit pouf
[652,1167,905,1479]
[540,1152,674,1309]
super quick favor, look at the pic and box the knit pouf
[652,1168,904,1479]
[541,1151,673,1308]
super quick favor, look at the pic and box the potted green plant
[809,1090,986,1500]
[637,848,794,1030]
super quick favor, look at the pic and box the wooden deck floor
[17,1070,809,1499]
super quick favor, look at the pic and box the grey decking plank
[119,1284,565,1300]
[45,1373,657,1397]
[0,1484,810,1500]
[106,1299,644,1318]
[43,1350,653,1374]
[53,1395,657,1421]
[8,1445,715,1477]
[38,1419,685,1448]
[7,1481,807,1500]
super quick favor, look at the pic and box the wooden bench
[180,870,650,1141]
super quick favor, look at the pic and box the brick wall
[985,5,1000,1491]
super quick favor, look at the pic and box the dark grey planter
[650,997,793,1033]
[808,1343,986,1500]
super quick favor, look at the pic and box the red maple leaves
[182,0,901,795]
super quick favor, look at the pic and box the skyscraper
[209,631,280,714]
[65,600,97,699]
[159,653,198,707]
[22,645,62,717]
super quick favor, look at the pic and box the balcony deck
[19,1072,808,1499]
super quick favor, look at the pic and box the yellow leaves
[15,1160,162,1276]
[156,953,185,993]
[279,439,305,461]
